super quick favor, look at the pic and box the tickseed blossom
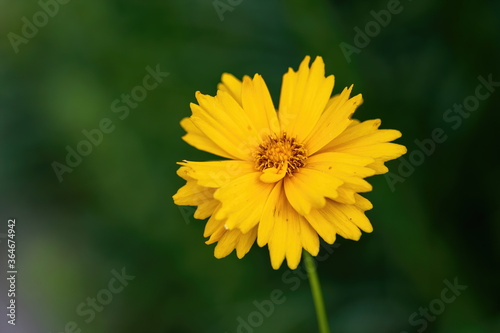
[173,56,406,269]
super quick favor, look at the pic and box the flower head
[173,56,406,269]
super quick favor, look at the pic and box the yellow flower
[173,56,406,269]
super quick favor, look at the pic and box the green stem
[304,250,330,333]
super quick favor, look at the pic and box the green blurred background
[1,0,499,332]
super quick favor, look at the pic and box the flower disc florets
[254,132,307,175]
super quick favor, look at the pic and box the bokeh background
[1,0,499,332]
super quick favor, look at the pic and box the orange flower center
[254,133,307,175]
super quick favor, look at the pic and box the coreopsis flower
[173,56,406,269]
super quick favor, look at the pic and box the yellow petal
[172,179,215,206]
[334,187,357,204]
[284,168,343,215]
[306,152,376,179]
[236,227,257,259]
[259,166,287,183]
[214,229,241,258]
[312,199,363,241]
[214,173,275,233]
[178,160,255,188]
[205,226,225,245]
[268,212,287,269]
[284,174,323,216]
[241,74,281,139]
[342,176,373,192]
[208,223,257,259]
[285,210,303,269]
[331,201,373,233]
[194,199,219,220]
[204,205,223,238]
[354,193,373,211]
[257,181,283,247]
[191,89,263,160]
[306,87,363,154]
[331,176,373,205]
[217,73,243,106]
[267,193,292,269]
[319,118,407,174]
[279,56,335,141]
[305,209,337,244]
[325,119,398,147]
[334,143,407,161]
[190,116,247,161]
[366,160,389,174]
[180,117,234,159]
[299,217,320,256]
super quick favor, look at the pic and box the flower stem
[304,250,330,333]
